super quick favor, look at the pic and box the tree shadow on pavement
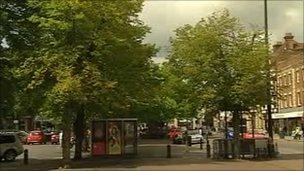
[1,159,61,171]
[1,157,242,171]
[2,155,303,171]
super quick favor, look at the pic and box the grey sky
[139,0,303,58]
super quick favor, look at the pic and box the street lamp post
[264,0,275,156]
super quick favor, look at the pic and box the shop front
[272,111,303,136]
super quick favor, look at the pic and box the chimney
[283,33,297,50]
[272,41,282,52]
[284,33,294,41]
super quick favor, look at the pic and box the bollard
[187,136,192,147]
[274,142,279,156]
[206,139,211,158]
[23,149,28,165]
[200,138,203,150]
[167,144,171,158]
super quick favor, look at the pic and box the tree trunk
[62,113,72,168]
[73,106,85,160]
[224,111,228,158]
[232,110,240,158]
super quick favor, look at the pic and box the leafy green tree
[16,0,156,164]
[0,0,41,123]
[165,9,269,156]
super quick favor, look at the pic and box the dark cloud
[139,1,303,57]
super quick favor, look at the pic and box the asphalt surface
[276,139,304,154]
[4,138,303,160]
[1,139,303,171]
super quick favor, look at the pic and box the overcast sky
[139,0,303,59]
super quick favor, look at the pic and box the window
[296,92,302,106]
[0,135,16,144]
[296,70,300,83]
[302,69,304,81]
[283,75,287,86]
[288,94,293,107]
[284,94,288,108]
[280,100,284,109]
[289,94,293,107]
[288,73,292,85]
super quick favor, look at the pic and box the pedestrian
[82,129,91,152]
[199,127,202,136]
[283,126,287,137]
[59,130,63,147]
[302,125,304,138]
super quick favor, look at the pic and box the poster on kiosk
[108,122,122,155]
[91,119,137,157]
[124,122,135,154]
[92,122,106,156]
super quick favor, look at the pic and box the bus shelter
[91,118,137,156]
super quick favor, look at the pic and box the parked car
[16,131,29,144]
[168,128,183,144]
[186,129,204,146]
[51,132,60,144]
[168,128,182,139]
[27,131,46,144]
[5,131,28,144]
[0,132,24,161]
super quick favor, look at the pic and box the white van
[0,133,24,161]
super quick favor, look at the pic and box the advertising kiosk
[91,118,137,156]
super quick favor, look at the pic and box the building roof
[271,33,304,71]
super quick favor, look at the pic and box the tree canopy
[164,9,269,117]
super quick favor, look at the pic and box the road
[1,139,303,171]
[11,139,304,160]
[275,139,304,154]
[8,138,303,160]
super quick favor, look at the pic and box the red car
[51,132,60,144]
[168,128,182,139]
[27,131,46,144]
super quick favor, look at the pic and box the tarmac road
[1,139,303,171]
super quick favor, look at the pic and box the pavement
[273,134,304,142]
[0,138,303,171]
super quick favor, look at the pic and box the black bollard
[23,149,28,165]
[187,136,192,147]
[167,144,171,158]
[206,139,211,158]
[200,138,203,150]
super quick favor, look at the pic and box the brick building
[271,33,304,135]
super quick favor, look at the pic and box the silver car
[0,133,24,161]
[186,129,204,146]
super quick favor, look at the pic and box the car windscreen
[187,130,199,135]
[30,132,43,135]
[0,135,16,144]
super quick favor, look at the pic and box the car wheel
[4,150,17,162]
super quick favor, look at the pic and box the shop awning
[272,111,304,119]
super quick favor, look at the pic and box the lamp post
[264,0,276,157]
[264,0,273,141]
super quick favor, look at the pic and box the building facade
[271,33,304,135]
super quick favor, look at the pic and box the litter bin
[279,131,285,139]
[212,139,234,159]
